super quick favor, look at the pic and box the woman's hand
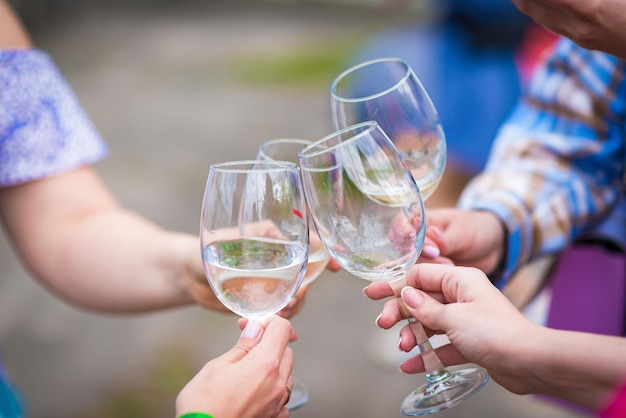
[363,263,538,395]
[176,315,297,418]
[419,209,506,277]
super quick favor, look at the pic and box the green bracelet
[177,413,214,418]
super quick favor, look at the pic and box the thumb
[400,286,447,332]
[222,319,264,363]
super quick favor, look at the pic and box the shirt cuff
[459,193,533,288]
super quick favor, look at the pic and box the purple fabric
[546,245,626,336]
[0,49,108,186]
[539,244,625,415]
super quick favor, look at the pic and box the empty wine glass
[257,138,332,410]
[331,57,446,200]
[298,122,488,416]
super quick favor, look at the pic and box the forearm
[44,209,197,312]
[517,325,626,411]
[0,168,202,313]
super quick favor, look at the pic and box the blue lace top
[0,49,108,186]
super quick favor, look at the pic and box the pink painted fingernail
[242,319,262,338]
[401,287,424,309]
[422,245,440,258]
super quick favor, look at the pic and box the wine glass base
[285,378,309,411]
[400,367,489,416]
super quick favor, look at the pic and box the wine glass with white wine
[330,57,446,200]
[298,122,488,416]
[257,138,332,410]
[199,161,309,407]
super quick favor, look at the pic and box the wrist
[171,232,202,304]
[500,321,549,394]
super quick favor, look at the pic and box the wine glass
[298,122,489,416]
[330,57,446,201]
[332,56,448,371]
[257,138,332,410]
[199,159,308,355]
[257,138,331,286]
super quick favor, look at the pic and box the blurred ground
[0,2,590,417]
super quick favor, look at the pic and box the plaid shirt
[458,38,626,286]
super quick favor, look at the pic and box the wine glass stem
[390,278,451,385]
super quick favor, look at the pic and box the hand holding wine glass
[298,122,488,416]
[331,57,446,201]
[200,160,309,414]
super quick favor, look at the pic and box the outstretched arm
[0,168,226,313]
[0,0,309,317]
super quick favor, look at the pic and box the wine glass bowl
[257,138,331,286]
[298,122,426,282]
[299,122,488,416]
[331,57,446,200]
[200,160,309,322]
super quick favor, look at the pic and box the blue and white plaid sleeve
[0,49,108,186]
[458,38,626,286]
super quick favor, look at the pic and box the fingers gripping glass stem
[388,278,489,416]
[389,278,449,380]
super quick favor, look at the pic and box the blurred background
[0,1,586,417]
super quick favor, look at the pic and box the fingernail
[361,286,369,297]
[401,287,424,309]
[375,313,383,328]
[397,335,403,351]
[242,319,262,338]
[422,245,440,258]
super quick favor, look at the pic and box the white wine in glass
[257,138,331,286]
[299,122,488,416]
[331,57,446,200]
